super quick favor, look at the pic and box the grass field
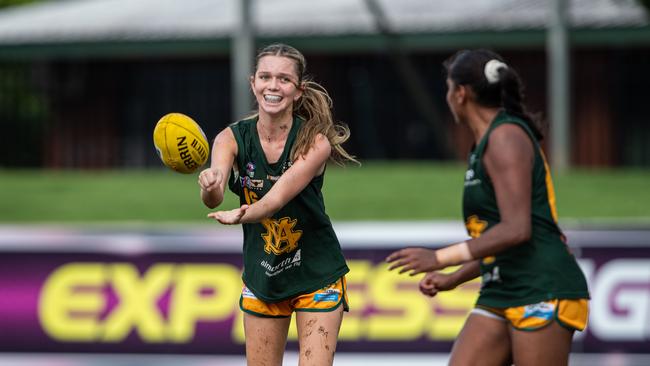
[0,162,648,224]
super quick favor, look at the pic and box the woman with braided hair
[198,43,357,366]
[387,49,589,366]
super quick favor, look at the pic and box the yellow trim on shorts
[476,298,589,332]
[240,276,349,318]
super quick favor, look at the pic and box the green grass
[322,162,465,220]
[553,169,650,222]
[0,162,649,224]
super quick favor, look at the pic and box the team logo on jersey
[281,160,292,173]
[482,265,501,284]
[240,176,264,190]
[260,217,303,255]
[465,215,488,238]
[266,160,293,182]
[482,256,496,265]
[465,215,494,265]
[245,162,256,177]
[464,168,481,187]
[239,162,263,189]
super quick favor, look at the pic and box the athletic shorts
[473,298,589,331]
[240,276,349,318]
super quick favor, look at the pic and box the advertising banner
[0,224,648,354]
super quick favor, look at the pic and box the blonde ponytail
[292,81,359,166]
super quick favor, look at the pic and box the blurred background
[0,0,649,365]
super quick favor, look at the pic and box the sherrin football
[153,113,209,174]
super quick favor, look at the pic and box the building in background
[0,0,649,168]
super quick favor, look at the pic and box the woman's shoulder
[230,115,258,129]
[213,126,237,150]
[489,122,531,145]
[485,121,535,167]
[490,110,536,139]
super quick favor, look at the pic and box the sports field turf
[0,162,648,224]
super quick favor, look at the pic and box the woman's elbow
[510,224,531,245]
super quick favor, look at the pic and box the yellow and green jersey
[463,110,589,308]
[228,116,349,303]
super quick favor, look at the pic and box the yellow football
[153,113,209,174]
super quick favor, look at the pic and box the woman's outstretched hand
[386,247,440,276]
[207,204,250,225]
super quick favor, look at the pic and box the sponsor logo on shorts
[314,290,340,303]
[523,301,555,320]
[242,286,257,299]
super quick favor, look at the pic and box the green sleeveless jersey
[228,116,349,303]
[463,111,589,308]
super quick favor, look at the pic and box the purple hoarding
[0,224,648,354]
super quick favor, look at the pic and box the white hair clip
[484,59,508,84]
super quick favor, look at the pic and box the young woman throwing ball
[198,43,357,366]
